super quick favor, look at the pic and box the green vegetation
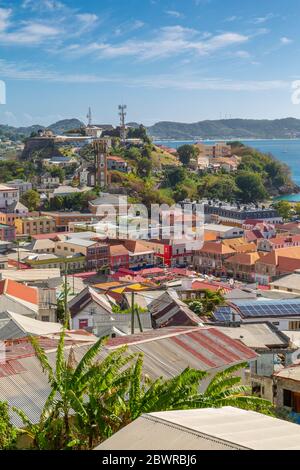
[177,144,199,165]
[148,118,300,140]
[272,200,293,220]
[20,189,40,211]
[0,160,35,182]
[44,190,98,211]
[1,330,272,450]
[185,290,225,317]
[0,401,17,450]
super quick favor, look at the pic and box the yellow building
[15,216,56,235]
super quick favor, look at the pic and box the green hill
[147,118,300,140]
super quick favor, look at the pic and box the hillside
[147,118,300,140]
[0,118,84,141]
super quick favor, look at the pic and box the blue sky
[1,0,300,126]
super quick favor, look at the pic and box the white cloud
[235,50,251,58]
[252,13,275,24]
[0,8,12,32]
[65,26,249,61]
[165,10,183,18]
[0,22,60,45]
[0,59,289,93]
[281,37,293,45]
[22,0,65,11]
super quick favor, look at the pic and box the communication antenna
[118,104,127,143]
[87,107,92,127]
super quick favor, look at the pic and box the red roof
[0,279,38,305]
[191,280,232,293]
[32,232,64,240]
[106,326,257,370]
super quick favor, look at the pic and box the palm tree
[13,331,273,450]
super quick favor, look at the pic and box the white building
[6,179,32,196]
[0,184,19,210]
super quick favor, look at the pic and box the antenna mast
[118,104,127,143]
[87,107,92,127]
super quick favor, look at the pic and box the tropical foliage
[0,329,273,450]
[186,289,225,317]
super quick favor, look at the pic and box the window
[283,389,292,407]
[289,321,300,330]
[41,316,49,322]
[79,319,88,329]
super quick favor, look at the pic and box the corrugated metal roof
[95,407,300,450]
[0,326,257,426]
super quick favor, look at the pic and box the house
[0,184,19,210]
[88,193,130,215]
[204,224,244,240]
[95,407,300,450]
[40,174,60,188]
[6,179,32,196]
[225,252,264,282]
[213,298,300,332]
[28,238,56,254]
[195,142,231,159]
[109,244,130,271]
[255,247,300,285]
[270,270,300,295]
[123,240,155,270]
[204,202,282,225]
[0,223,15,241]
[0,278,39,318]
[258,235,300,252]
[55,238,109,271]
[69,285,152,335]
[0,310,62,340]
[107,155,129,172]
[40,211,94,232]
[139,238,196,268]
[193,241,236,276]
[15,216,56,236]
[22,252,86,273]
[216,323,294,402]
[0,202,28,226]
[149,289,202,328]
[274,364,300,420]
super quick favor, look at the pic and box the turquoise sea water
[154,139,300,202]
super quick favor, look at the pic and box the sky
[1,0,300,127]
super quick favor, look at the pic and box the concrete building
[6,179,32,196]
[0,184,19,210]
[204,202,282,225]
[55,238,109,270]
[15,216,56,236]
[270,270,300,295]
[195,142,231,159]
[0,223,15,242]
[40,211,94,232]
[204,223,244,239]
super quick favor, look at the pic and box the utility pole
[131,290,135,335]
[87,107,92,127]
[118,104,127,144]
[64,261,70,329]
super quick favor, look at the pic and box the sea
[154,139,300,202]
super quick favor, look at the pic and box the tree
[295,203,300,217]
[12,329,272,449]
[186,289,225,317]
[0,401,18,449]
[235,171,267,203]
[137,157,152,178]
[173,186,189,202]
[273,200,292,220]
[198,174,238,202]
[164,167,186,187]
[20,189,40,211]
[177,145,197,166]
